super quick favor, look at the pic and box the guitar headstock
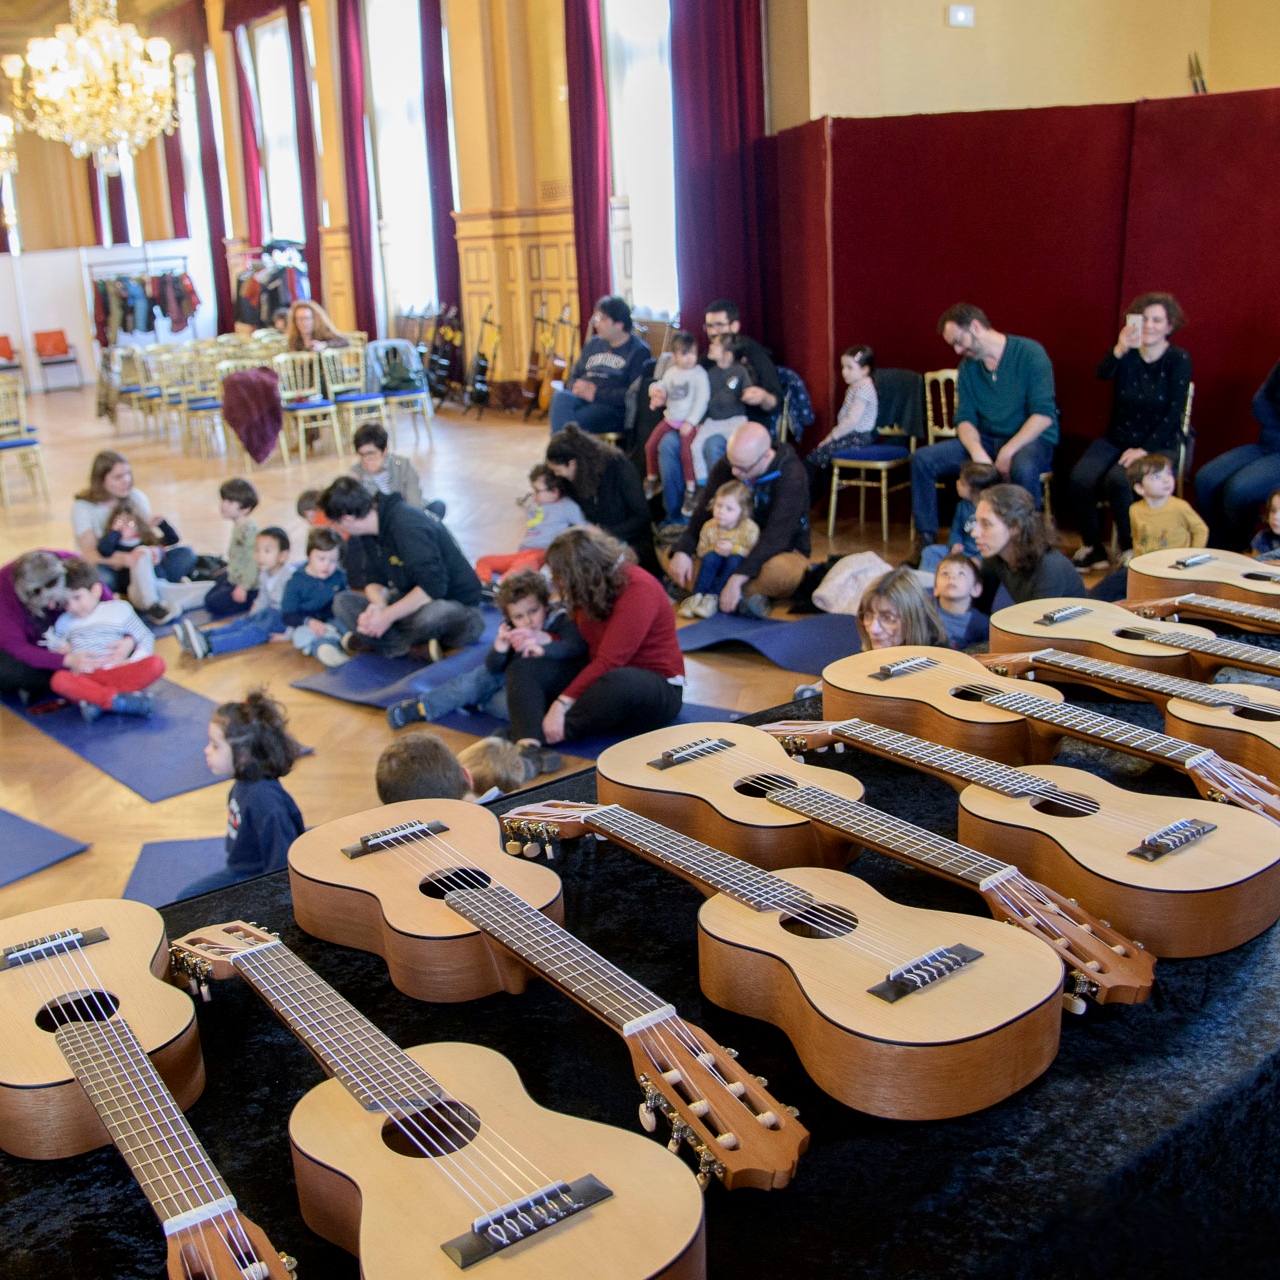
[756,721,844,754]
[167,1209,295,1280]
[975,651,1039,678]
[500,801,603,857]
[169,921,279,995]
[626,1020,807,1191]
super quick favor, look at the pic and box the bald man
[668,422,811,617]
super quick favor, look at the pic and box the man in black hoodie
[320,477,484,658]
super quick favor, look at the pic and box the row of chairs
[0,375,51,507]
[0,331,85,393]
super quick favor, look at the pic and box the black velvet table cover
[4,696,1280,1279]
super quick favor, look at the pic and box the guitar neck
[1025,648,1254,708]
[1178,594,1280,628]
[229,938,451,1111]
[443,882,679,1033]
[56,1018,234,1231]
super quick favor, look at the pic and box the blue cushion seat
[0,436,39,450]
[118,383,142,393]
[188,397,221,410]
[833,443,911,463]
[283,397,334,411]
[334,392,383,404]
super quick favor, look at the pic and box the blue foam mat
[2,680,222,803]
[676,610,861,673]
[0,810,89,887]
[124,837,225,907]
[431,701,738,761]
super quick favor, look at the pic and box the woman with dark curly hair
[519,526,684,753]
[973,483,1086,605]
[545,423,656,570]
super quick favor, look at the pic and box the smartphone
[1125,313,1144,345]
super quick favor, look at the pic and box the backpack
[380,346,425,393]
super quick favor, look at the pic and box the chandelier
[0,114,15,177]
[1,0,177,176]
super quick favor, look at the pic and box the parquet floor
[0,385,913,920]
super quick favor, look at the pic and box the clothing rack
[90,256,190,281]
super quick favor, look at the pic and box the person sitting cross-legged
[548,295,650,436]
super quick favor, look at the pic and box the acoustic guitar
[594,722,1150,997]
[0,900,293,1278]
[522,301,551,420]
[288,800,806,1191]
[501,796,1065,1121]
[0,898,203,1162]
[1127,547,1280,607]
[538,305,578,415]
[171,922,707,1279]
[463,304,500,419]
[761,717,1280,959]
[1122,592,1280,636]
[821,646,1280,824]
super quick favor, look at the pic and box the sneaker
[387,698,427,729]
[1071,544,1110,571]
[79,701,103,723]
[144,601,181,625]
[678,593,702,619]
[643,475,662,499]
[409,638,445,664]
[694,594,719,618]
[680,487,701,518]
[178,617,210,660]
[315,640,350,668]
[794,681,823,701]
[1116,549,1134,568]
[110,691,154,717]
[427,499,447,519]
[518,741,562,775]
[737,593,769,619]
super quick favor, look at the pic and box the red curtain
[162,131,190,239]
[285,0,323,295]
[337,0,377,335]
[563,0,612,327]
[419,0,459,307]
[669,0,765,337]
[221,0,282,28]
[234,31,265,249]
[87,164,105,246]
[105,174,129,245]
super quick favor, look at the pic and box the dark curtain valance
[221,0,284,33]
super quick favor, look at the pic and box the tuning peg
[667,1131,683,1154]
[522,842,541,859]
[185,977,199,997]
[637,1102,656,1132]
[696,1169,713,1191]
[1062,993,1087,1015]
[198,981,210,1002]
[794,753,805,763]
[785,1105,800,1119]
[504,840,523,857]
[723,1046,738,1059]
[754,1075,768,1088]
[833,742,845,753]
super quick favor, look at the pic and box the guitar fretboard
[1129,626,1280,673]
[56,1018,232,1229]
[1027,649,1256,709]
[1175,594,1280,628]
[230,940,452,1112]
[443,882,675,1032]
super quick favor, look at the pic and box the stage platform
[4,698,1280,1278]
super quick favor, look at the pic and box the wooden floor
[0,387,913,920]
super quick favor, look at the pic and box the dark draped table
[5,696,1280,1278]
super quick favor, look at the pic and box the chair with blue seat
[274,351,343,462]
[0,375,51,506]
[367,339,433,448]
[175,352,226,459]
[320,346,389,448]
[827,367,925,544]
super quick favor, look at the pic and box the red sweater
[563,565,684,702]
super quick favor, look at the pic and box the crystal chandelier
[1,0,177,176]
[0,114,16,177]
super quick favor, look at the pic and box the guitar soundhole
[779,902,859,940]
[1229,705,1280,723]
[951,684,1002,702]
[733,773,798,799]
[381,1101,481,1158]
[1029,793,1101,820]
[35,990,120,1032]
[419,867,492,899]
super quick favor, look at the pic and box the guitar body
[696,866,1063,1120]
[596,722,867,873]
[288,801,565,1002]
[0,899,203,1160]
[822,646,1066,765]
[289,1040,706,1279]
[1163,683,1280,781]
[956,765,1280,957]
[1128,547,1280,606]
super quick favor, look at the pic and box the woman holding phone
[1067,293,1192,570]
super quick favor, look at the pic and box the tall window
[252,14,305,242]
[1,172,20,254]
[175,56,209,246]
[602,0,677,318]
[366,0,438,311]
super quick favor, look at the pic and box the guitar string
[11,926,262,1277]
[227,939,566,1218]
[353,824,750,1106]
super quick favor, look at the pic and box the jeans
[549,390,626,436]
[658,424,737,522]
[332,590,485,658]
[416,659,509,722]
[1194,443,1280,549]
[204,607,285,654]
[693,552,743,596]
[205,575,257,618]
[292,621,343,656]
[1068,440,1174,551]
[910,433,1056,538]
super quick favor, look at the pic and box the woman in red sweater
[539,527,685,747]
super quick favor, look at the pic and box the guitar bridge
[1035,605,1090,626]
[341,820,449,859]
[868,943,983,1003]
[1172,553,1213,569]
[2,927,108,970]
[649,738,732,771]
[870,655,938,681]
[1128,818,1217,862]
[441,1175,613,1269]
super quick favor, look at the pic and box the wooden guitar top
[1127,547,1280,603]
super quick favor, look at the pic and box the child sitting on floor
[204,478,261,618]
[44,558,165,722]
[643,330,711,510]
[919,461,1000,576]
[679,480,760,619]
[474,464,584,586]
[1251,486,1280,557]
[932,551,989,650]
[457,736,533,801]
[376,733,480,803]
[284,528,350,667]
[177,528,296,659]
[179,689,305,898]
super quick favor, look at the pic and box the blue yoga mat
[290,606,504,709]
[1,679,222,803]
[124,837,225,908]
[0,810,89,887]
[676,610,861,674]
[431,701,738,761]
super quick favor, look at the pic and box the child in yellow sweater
[679,480,760,618]
[1126,454,1208,560]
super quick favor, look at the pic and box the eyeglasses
[704,321,730,334]
[728,450,769,475]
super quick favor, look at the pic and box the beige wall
[1209,0,1280,91]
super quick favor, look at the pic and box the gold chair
[175,352,226,460]
[273,351,343,462]
[367,339,433,448]
[320,346,390,443]
[827,427,916,544]
[0,376,51,506]
[341,330,368,349]
[217,356,290,471]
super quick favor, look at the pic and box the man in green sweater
[910,303,1058,564]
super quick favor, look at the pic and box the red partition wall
[1121,88,1280,459]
